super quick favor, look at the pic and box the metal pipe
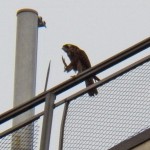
[13,9,38,123]
[40,93,56,150]
[12,8,39,150]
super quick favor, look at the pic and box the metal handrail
[58,55,150,150]
[0,37,150,124]
[55,55,150,108]
[1,55,149,144]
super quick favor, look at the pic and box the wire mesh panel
[62,60,150,150]
[0,120,39,150]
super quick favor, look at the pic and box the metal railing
[59,57,150,150]
[0,37,150,150]
[1,37,150,125]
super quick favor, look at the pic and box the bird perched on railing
[62,44,100,96]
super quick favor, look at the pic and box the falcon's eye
[63,44,71,51]
[65,45,69,49]
[62,45,68,52]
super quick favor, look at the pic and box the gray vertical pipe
[40,93,56,150]
[12,9,38,150]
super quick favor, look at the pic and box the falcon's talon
[71,75,77,78]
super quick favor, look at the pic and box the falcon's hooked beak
[62,44,71,53]
[62,46,67,52]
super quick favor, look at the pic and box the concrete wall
[132,140,150,150]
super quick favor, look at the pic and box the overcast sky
[0,0,150,149]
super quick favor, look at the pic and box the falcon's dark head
[62,44,70,52]
[62,44,79,56]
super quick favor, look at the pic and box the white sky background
[0,0,150,149]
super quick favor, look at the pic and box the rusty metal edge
[109,128,150,150]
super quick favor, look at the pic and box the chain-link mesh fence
[62,60,150,150]
[0,120,39,150]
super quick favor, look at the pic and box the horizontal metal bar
[54,55,150,108]
[0,37,149,124]
[0,96,45,124]
[0,111,44,139]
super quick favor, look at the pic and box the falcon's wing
[78,49,92,70]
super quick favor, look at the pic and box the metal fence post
[40,93,56,150]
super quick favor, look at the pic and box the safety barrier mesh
[62,60,150,150]
[0,120,39,150]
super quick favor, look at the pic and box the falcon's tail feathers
[94,75,100,81]
[85,78,98,96]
